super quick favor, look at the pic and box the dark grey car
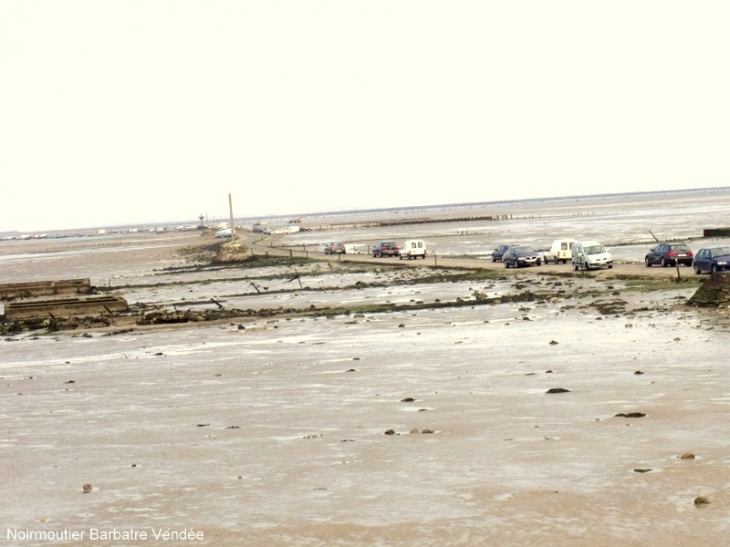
[503,245,542,268]
[645,242,693,267]
[491,244,513,262]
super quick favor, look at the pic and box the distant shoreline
[3,186,729,238]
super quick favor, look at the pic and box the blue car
[693,246,730,274]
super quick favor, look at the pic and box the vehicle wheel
[504,261,509,268]
[661,257,668,267]
[645,257,651,267]
[537,259,542,266]
[561,259,567,264]
[399,255,403,260]
[711,264,717,274]
[573,262,578,271]
[694,265,701,275]
[608,264,613,269]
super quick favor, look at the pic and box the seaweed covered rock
[688,273,730,307]
[213,243,253,264]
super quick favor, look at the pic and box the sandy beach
[2,190,730,546]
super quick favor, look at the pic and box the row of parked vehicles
[373,240,428,260]
[326,237,728,272]
[324,240,429,260]
[491,239,614,270]
[492,239,730,273]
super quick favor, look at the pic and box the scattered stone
[421,429,435,434]
[634,370,645,375]
[680,452,696,460]
[401,397,415,402]
[694,496,711,506]
[615,412,646,418]
[352,357,360,361]
[226,426,240,429]
[154,352,164,356]
[549,340,559,345]
[64,380,75,384]
[625,323,633,328]
[196,423,210,427]
[409,428,420,434]
[545,370,554,374]
[634,468,652,473]
[384,429,396,435]
[82,483,92,494]
[398,323,405,328]
[345,368,356,372]
[546,388,571,394]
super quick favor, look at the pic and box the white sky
[1,2,729,232]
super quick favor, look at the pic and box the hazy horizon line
[3,186,728,236]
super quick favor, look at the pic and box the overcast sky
[1,2,728,232]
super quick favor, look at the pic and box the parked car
[692,246,730,274]
[399,239,427,260]
[491,244,513,262]
[324,242,346,255]
[503,245,542,268]
[372,241,400,258]
[645,242,693,267]
[572,241,613,270]
[547,239,576,264]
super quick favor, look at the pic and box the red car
[324,242,346,255]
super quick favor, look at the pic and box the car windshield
[710,247,730,257]
[585,245,605,255]
[515,246,535,253]
[671,244,690,251]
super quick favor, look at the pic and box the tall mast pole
[228,193,235,239]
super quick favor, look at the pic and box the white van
[548,239,576,264]
[399,239,427,260]
[571,241,613,270]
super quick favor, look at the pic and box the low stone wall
[703,227,730,237]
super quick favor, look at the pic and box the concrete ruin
[3,295,128,320]
[688,272,730,307]
[0,278,91,299]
